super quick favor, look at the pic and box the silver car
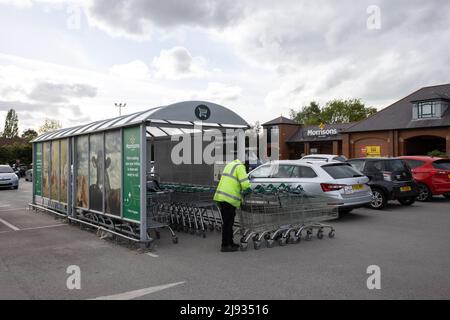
[248,160,372,214]
[300,154,348,162]
[0,165,19,190]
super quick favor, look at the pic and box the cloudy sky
[1,0,449,132]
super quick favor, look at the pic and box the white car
[0,165,19,190]
[248,160,372,214]
[300,154,347,162]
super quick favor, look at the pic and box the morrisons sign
[306,123,338,137]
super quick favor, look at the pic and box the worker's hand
[242,188,252,196]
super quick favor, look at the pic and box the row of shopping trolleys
[147,183,337,250]
[236,184,338,250]
[146,184,223,243]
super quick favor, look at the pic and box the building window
[412,100,449,120]
[418,102,435,118]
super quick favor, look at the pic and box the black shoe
[221,245,239,252]
[231,243,240,248]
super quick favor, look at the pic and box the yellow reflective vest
[213,159,252,208]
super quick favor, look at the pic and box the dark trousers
[219,201,236,247]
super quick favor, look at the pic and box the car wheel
[398,197,415,206]
[416,183,432,201]
[443,192,450,199]
[370,188,387,210]
[13,186,18,190]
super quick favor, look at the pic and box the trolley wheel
[253,240,262,250]
[266,239,275,248]
[145,241,155,250]
[329,230,335,238]
[288,235,298,244]
[240,242,248,251]
[209,225,215,231]
[317,229,324,240]
[278,237,287,246]
[172,236,179,244]
[155,231,161,239]
[305,230,312,241]
[183,226,189,233]
[202,232,207,239]
[216,225,222,232]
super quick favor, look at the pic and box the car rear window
[322,163,364,179]
[433,159,450,170]
[386,159,408,172]
[0,166,13,173]
[403,159,425,169]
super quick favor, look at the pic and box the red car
[400,156,450,201]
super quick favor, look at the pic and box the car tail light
[321,183,346,192]
[382,171,392,181]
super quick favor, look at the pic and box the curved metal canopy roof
[33,101,249,142]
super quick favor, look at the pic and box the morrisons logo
[306,123,338,137]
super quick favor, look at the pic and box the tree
[38,119,62,134]
[289,101,322,125]
[21,129,38,142]
[2,109,19,138]
[321,99,377,124]
[290,99,377,125]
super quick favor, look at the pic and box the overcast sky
[1,0,449,132]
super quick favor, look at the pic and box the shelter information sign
[122,126,141,222]
[34,143,42,196]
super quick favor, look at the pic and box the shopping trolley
[146,190,178,244]
[237,184,338,250]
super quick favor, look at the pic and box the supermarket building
[263,84,450,159]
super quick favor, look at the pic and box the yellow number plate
[352,184,364,191]
[400,186,412,192]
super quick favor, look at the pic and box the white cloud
[152,46,208,80]
[109,60,150,81]
[188,82,241,103]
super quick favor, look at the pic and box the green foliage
[289,101,322,125]
[0,143,32,166]
[427,150,448,158]
[21,129,38,142]
[2,109,19,138]
[290,99,377,125]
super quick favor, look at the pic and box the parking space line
[90,281,185,300]
[0,218,20,231]
[0,208,27,213]
[146,252,159,258]
[20,224,66,231]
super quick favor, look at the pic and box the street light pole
[115,103,126,116]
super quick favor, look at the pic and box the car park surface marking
[0,218,20,231]
[146,252,159,258]
[91,281,185,300]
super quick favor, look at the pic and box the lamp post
[115,103,126,116]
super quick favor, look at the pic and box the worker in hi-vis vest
[213,159,252,252]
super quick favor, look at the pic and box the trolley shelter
[30,101,249,245]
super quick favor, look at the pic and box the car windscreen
[0,166,13,173]
[347,160,365,172]
[321,163,364,179]
[249,164,272,178]
[433,159,450,170]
